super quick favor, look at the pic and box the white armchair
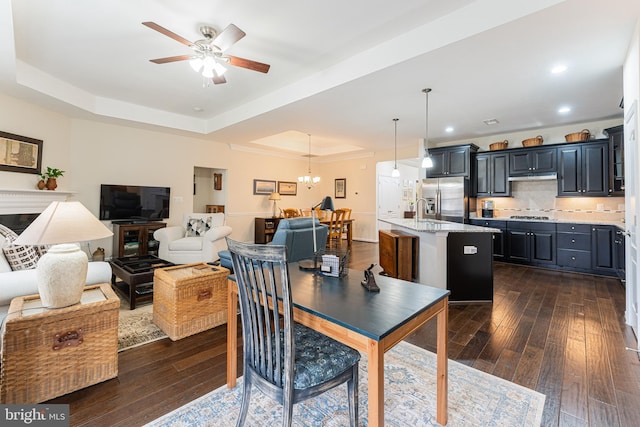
[154,213,232,264]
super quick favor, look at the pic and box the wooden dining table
[226,266,450,426]
[320,217,354,246]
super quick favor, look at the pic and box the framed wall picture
[0,131,43,175]
[214,173,222,190]
[278,181,297,196]
[253,179,277,195]
[335,178,346,199]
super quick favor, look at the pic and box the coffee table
[110,255,174,309]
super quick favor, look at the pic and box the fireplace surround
[0,189,75,232]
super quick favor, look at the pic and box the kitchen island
[378,217,501,302]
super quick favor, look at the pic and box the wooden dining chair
[282,208,300,218]
[226,239,360,426]
[327,209,346,248]
[339,208,352,241]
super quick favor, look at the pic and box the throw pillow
[0,223,41,271]
[0,223,18,241]
[2,244,40,271]
[185,216,212,237]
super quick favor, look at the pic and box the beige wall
[0,90,627,258]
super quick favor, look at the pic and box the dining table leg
[367,340,385,427]
[436,299,449,425]
[226,281,238,388]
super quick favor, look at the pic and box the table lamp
[12,201,113,308]
[299,196,334,271]
[269,192,281,217]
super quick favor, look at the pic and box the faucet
[415,198,428,220]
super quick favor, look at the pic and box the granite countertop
[469,216,626,228]
[379,217,502,233]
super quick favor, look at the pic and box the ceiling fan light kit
[143,21,270,85]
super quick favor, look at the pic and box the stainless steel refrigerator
[420,176,473,223]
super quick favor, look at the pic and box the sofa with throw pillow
[153,212,232,264]
[0,224,113,323]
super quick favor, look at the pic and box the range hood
[508,173,557,181]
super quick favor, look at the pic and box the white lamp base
[36,243,88,308]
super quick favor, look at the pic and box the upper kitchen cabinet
[508,146,557,177]
[557,140,609,197]
[604,125,624,196]
[475,152,511,197]
[426,144,479,178]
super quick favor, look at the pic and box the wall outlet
[596,203,604,211]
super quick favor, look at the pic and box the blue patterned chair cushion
[274,324,360,390]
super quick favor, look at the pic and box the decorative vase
[36,243,88,308]
[46,177,58,190]
[37,179,46,190]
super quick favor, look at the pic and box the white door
[378,175,401,219]
[625,100,639,343]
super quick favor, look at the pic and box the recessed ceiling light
[483,118,499,125]
[193,107,204,112]
[445,127,454,133]
[551,65,567,74]
[558,106,571,114]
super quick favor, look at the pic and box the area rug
[145,341,545,426]
[118,300,167,351]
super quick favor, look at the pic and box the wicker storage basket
[1,283,119,404]
[565,129,590,142]
[522,135,543,147]
[153,263,230,341]
[489,140,508,151]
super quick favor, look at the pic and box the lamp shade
[13,201,113,245]
[268,192,281,201]
[318,196,334,211]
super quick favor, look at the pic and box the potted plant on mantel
[37,167,65,190]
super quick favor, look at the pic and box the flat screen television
[99,184,170,222]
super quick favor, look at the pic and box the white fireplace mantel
[0,188,77,215]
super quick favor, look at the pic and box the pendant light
[421,88,434,168]
[392,118,400,177]
[298,134,320,189]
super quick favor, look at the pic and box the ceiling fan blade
[142,22,193,47]
[227,56,271,73]
[212,24,246,51]
[212,74,227,85]
[149,55,191,64]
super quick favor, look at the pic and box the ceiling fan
[142,21,270,85]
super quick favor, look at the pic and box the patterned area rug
[145,341,545,426]
[118,300,167,351]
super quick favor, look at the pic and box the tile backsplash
[475,180,625,222]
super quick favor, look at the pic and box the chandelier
[298,134,320,189]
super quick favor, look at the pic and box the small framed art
[253,179,277,195]
[278,181,297,196]
[335,178,346,199]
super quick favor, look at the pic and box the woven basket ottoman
[1,283,119,404]
[153,263,230,341]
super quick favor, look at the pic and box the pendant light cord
[393,118,399,168]
[423,88,431,152]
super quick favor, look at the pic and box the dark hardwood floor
[48,241,640,426]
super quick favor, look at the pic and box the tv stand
[112,222,166,258]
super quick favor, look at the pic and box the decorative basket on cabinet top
[565,129,590,142]
[489,140,508,151]
[522,135,543,147]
